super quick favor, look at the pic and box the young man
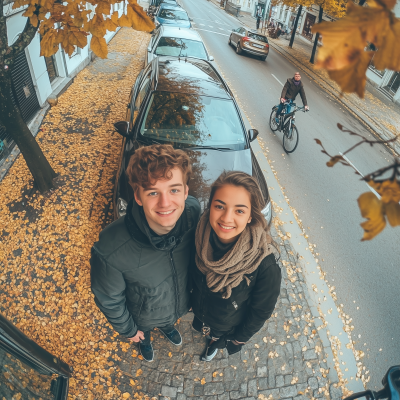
[275,71,310,123]
[90,145,200,362]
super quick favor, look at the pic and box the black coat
[281,78,308,106]
[90,196,201,337]
[191,253,281,342]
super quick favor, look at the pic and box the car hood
[185,148,252,210]
[156,17,191,28]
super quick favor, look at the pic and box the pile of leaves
[0,28,149,399]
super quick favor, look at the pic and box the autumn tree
[0,0,154,193]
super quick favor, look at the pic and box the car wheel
[260,55,267,61]
[236,42,242,54]
[228,35,232,46]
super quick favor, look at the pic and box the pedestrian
[256,15,261,30]
[276,71,309,124]
[191,171,281,361]
[90,144,200,362]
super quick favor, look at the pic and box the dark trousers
[276,99,293,117]
[141,325,175,346]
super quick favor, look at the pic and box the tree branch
[5,9,39,65]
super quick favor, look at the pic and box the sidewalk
[0,26,344,400]
[225,6,400,155]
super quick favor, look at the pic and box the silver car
[146,26,214,65]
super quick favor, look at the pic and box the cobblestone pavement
[115,225,341,400]
[213,3,400,155]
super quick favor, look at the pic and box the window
[158,9,189,21]
[44,55,58,83]
[140,93,245,149]
[248,33,268,43]
[384,72,400,96]
[133,73,151,119]
[155,37,208,59]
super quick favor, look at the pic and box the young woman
[191,171,281,361]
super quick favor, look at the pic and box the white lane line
[208,25,214,28]
[199,23,205,26]
[218,27,225,30]
[272,74,284,86]
[193,28,229,36]
[339,152,381,198]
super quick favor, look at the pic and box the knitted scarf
[195,210,274,299]
[293,78,301,86]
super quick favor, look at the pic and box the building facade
[0,1,126,165]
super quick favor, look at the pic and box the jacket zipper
[169,249,179,321]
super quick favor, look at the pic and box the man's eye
[148,192,158,196]
[171,189,179,194]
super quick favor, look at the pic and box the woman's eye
[215,205,223,210]
[237,209,245,214]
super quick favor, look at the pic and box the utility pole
[310,5,323,64]
[289,5,302,48]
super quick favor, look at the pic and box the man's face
[294,73,301,81]
[134,168,189,236]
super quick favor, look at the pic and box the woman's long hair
[207,171,268,230]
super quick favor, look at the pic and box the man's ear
[184,184,189,200]
[134,189,143,206]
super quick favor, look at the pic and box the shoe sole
[159,329,182,346]
[200,349,218,362]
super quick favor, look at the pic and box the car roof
[160,26,202,41]
[159,3,186,10]
[155,57,231,99]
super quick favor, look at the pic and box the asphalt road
[179,0,400,389]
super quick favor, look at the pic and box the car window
[239,28,246,35]
[248,32,268,43]
[134,73,151,115]
[155,37,208,59]
[159,9,189,21]
[0,346,58,399]
[139,93,245,149]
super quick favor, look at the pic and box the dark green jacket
[281,78,308,106]
[90,196,200,337]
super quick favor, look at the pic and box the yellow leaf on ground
[201,378,206,385]
[123,393,131,398]
[91,36,108,59]
[168,352,172,357]
[136,369,143,377]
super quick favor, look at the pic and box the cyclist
[275,72,309,123]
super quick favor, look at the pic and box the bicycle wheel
[283,124,299,153]
[269,108,279,132]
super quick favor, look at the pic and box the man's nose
[158,192,171,208]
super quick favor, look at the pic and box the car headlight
[117,198,128,218]
[262,201,272,225]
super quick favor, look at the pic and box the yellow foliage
[91,36,108,58]
[313,0,400,97]
[357,180,400,240]
[14,0,154,60]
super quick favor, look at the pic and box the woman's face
[209,185,252,244]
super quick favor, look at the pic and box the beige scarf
[195,210,274,299]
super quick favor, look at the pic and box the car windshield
[159,9,188,20]
[155,37,207,59]
[248,32,268,43]
[140,92,245,149]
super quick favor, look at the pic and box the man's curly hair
[126,144,192,192]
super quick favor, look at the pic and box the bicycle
[342,365,400,400]
[269,101,307,154]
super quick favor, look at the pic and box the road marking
[272,74,284,86]
[339,152,381,198]
[208,25,214,28]
[193,28,229,36]
[218,27,225,30]
[199,23,205,26]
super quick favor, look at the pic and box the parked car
[146,26,214,65]
[148,0,178,16]
[113,56,272,224]
[229,27,269,61]
[155,4,192,29]
[0,312,72,399]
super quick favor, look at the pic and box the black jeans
[141,325,175,346]
[192,316,243,355]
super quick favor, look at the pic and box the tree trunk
[0,72,57,193]
[289,5,302,49]
[310,6,323,64]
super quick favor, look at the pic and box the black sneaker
[200,347,218,362]
[139,343,154,362]
[159,328,182,346]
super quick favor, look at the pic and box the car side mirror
[147,45,152,52]
[189,17,193,21]
[114,121,130,137]
[232,28,235,31]
[248,129,259,142]
[209,56,214,61]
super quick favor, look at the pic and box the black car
[0,313,71,399]
[113,56,272,223]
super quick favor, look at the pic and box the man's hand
[305,105,309,111]
[280,98,286,103]
[127,330,145,343]
[231,340,245,345]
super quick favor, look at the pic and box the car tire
[228,35,232,46]
[260,55,267,61]
[236,42,242,54]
